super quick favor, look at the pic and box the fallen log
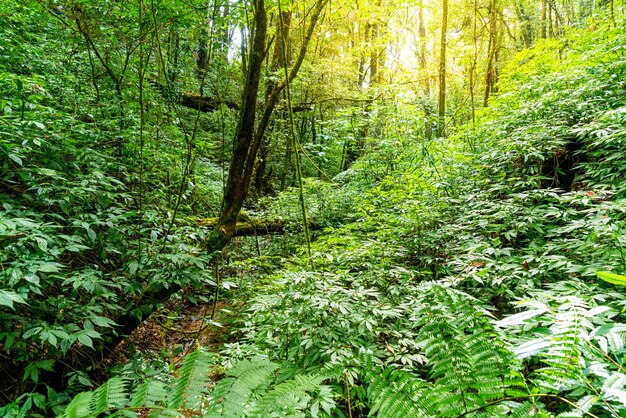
[196,217,319,236]
[149,79,314,114]
[148,79,240,112]
[179,91,240,112]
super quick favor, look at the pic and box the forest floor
[111,295,241,374]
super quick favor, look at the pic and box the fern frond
[365,366,431,417]
[360,283,528,417]
[94,377,130,414]
[130,380,170,408]
[62,392,95,418]
[170,349,214,410]
[61,377,131,418]
[250,372,328,416]
[205,357,278,417]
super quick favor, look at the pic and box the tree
[484,0,499,106]
[87,0,329,358]
[438,0,448,137]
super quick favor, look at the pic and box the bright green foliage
[169,350,215,411]
[496,286,626,416]
[4,0,626,416]
[0,0,219,412]
[597,271,626,285]
[216,14,626,418]
[60,351,335,417]
[205,358,332,417]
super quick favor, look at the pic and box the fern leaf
[62,377,130,418]
[170,349,214,410]
[130,380,170,408]
[250,372,327,416]
[92,377,130,415]
[206,357,278,417]
[365,367,431,418]
[62,391,95,418]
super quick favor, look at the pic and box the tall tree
[484,0,499,106]
[541,0,547,38]
[418,4,429,97]
[65,0,330,372]
[438,0,448,137]
[254,9,292,194]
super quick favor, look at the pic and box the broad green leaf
[77,333,94,349]
[0,290,27,309]
[90,316,117,328]
[596,271,626,286]
[34,262,63,273]
[8,153,22,166]
[495,309,547,327]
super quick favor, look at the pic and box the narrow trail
[110,297,243,372]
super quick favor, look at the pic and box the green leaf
[34,236,47,251]
[90,316,117,328]
[0,290,27,309]
[596,271,626,286]
[9,153,22,166]
[77,333,94,349]
[495,309,547,327]
[34,262,63,273]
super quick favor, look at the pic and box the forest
[1,0,625,416]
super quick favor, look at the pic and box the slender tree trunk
[514,1,533,47]
[484,0,498,107]
[469,0,478,125]
[369,23,378,85]
[218,0,231,57]
[254,10,291,194]
[418,5,429,96]
[280,122,292,189]
[438,0,448,137]
[196,28,210,74]
[360,23,370,88]
[548,0,553,37]
[541,0,547,38]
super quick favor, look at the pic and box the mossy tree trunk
[63,0,330,378]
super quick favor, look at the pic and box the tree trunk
[254,10,292,195]
[469,0,478,126]
[61,1,329,382]
[360,23,370,88]
[541,0,547,39]
[514,1,533,47]
[218,0,231,57]
[196,28,210,75]
[484,0,498,107]
[438,0,448,137]
[418,5,429,97]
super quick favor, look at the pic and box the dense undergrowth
[51,16,626,418]
[2,2,626,417]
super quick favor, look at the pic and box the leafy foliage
[3,0,626,417]
[60,351,334,418]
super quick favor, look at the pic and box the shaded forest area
[1,0,626,416]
